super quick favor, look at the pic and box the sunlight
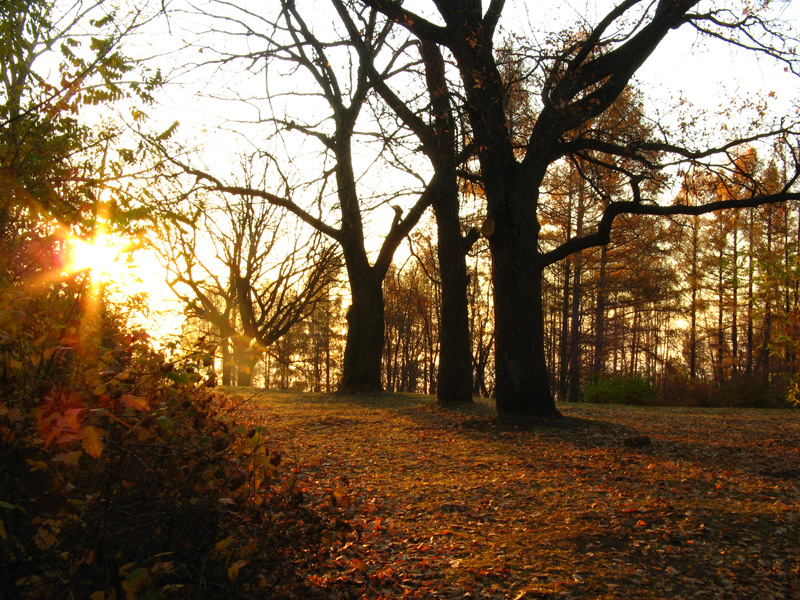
[67,233,128,281]
[58,230,184,344]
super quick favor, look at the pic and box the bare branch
[538,187,800,268]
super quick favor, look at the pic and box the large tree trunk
[437,235,474,403]
[489,201,561,419]
[419,40,475,405]
[435,180,476,403]
[339,270,384,392]
[492,262,559,420]
[232,339,257,387]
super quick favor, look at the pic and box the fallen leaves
[230,392,800,599]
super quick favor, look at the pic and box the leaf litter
[228,390,800,599]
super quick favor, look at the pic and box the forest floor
[225,389,800,600]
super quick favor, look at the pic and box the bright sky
[76,0,799,340]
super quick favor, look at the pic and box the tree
[156,1,450,393]
[1,0,163,401]
[349,23,480,403]
[359,0,800,419]
[1,0,162,276]
[159,185,340,386]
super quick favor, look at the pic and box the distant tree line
[188,144,800,407]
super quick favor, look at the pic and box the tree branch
[167,156,343,242]
[373,173,438,278]
[538,188,800,268]
[358,0,451,44]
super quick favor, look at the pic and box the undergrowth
[0,286,343,599]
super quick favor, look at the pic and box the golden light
[66,233,130,282]
[63,230,186,344]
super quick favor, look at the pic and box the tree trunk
[746,209,755,377]
[325,331,331,393]
[593,245,608,376]
[339,270,384,392]
[420,39,475,405]
[567,252,583,402]
[567,188,585,402]
[221,336,234,386]
[716,252,725,384]
[490,214,561,420]
[558,261,571,401]
[435,199,475,404]
[731,212,739,375]
[689,215,700,379]
[235,345,257,387]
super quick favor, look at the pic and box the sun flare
[67,233,130,282]
[59,230,185,343]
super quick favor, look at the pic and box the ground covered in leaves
[227,389,800,599]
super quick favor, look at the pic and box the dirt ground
[228,389,800,599]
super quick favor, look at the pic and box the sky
[83,0,800,340]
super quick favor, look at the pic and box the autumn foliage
[0,285,341,599]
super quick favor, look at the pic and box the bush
[660,367,717,407]
[0,287,340,599]
[713,376,787,409]
[583,373,657,406]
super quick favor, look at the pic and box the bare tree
[159,0,444,392]
[159,187,340,386]
[359,0,800,419]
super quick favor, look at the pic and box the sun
[59,229,186,344]
[67,233,131,282]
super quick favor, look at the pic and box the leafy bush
[0,286,340,599]
[660,366,717,407]
[713,376,787,409]
[583,373,657,406]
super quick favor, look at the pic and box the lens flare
[66,233,129,281]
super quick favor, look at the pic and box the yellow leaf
[0,519,6,540]
[120,395,148,411]
[122,567,149,600]
[89,592,105,600]
[80,426,108,458]
[227,560,247,581]
[351,558,368,572]
[215,536,233,551]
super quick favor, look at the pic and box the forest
[2,0,799,598]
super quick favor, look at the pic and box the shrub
[713,376,787,409]
[660,367,717,407]
[0,287,339,599]
[583,373,657,406]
